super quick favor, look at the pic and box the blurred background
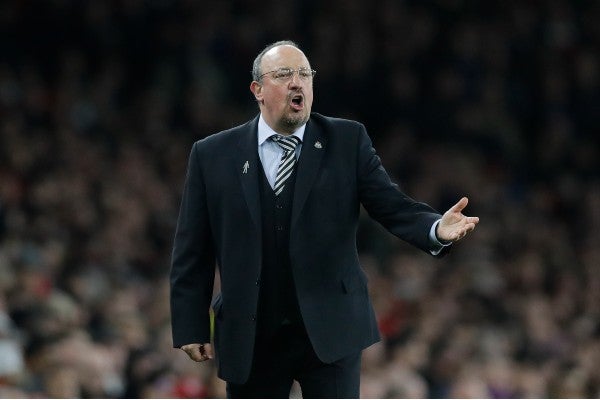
[0,0,598,398]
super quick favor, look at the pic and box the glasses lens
[273,68,293,80]
[298,68,313,79]
[269,68,315,81]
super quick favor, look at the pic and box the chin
[283,112,309,129]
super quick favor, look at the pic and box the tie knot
[271,135,301,152]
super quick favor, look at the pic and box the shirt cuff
[429,219,451,256]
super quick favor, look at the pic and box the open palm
[437,197,480,243]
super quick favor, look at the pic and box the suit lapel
[292,118,326,228]
[236,116,261,231]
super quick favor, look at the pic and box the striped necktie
[271,134,301,196]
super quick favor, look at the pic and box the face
[250,45,314,135]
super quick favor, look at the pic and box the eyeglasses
[259,67,317,82]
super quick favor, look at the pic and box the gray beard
[282,113,309,130]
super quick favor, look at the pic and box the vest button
[250,314,256,322]
[255,279,260,286]
[276,225,283,231]
[276,204,283,209]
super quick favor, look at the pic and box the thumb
[449,197,468,213]
[181,343,212,362]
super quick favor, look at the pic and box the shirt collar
[258,114,306,146]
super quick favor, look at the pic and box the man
[170,40,479,398]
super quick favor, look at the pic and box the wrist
[435,225,453,245]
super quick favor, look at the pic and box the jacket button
[276,225,283,231]
[250,314,256,321]
[276,204,283,209]
[255,279,260,286]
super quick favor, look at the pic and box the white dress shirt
[257,114,306,189]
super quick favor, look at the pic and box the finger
[463,223,476,232]
[181,344,205,362]
[457,223,476,240]
[449,197,469,214]
[465,216,479,224]
[201,343,214,360]
[447,223,474,242]
[190,348,204,362]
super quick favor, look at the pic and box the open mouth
[290,94,304,110]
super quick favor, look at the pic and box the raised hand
[436,197,479,243]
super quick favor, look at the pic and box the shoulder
[309,112,365,132]
[191,116,257,153]
[308,113,370,150]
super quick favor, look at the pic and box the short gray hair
[252,40,301,82]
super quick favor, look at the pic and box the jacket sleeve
[170,141,216,347]
[356,123,444,254]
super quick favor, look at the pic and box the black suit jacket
[170,113,445,384]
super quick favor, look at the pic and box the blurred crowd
[0,0,598,398]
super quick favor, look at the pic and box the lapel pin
[314,141,322,149]
[243,161,249,174]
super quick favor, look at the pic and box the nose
[288,71,302,88]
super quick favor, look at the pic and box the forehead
[261,45,310,70]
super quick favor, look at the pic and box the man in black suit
[170,40,479,398]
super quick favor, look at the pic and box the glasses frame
[258,67,317,82]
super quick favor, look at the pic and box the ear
[250,81,263,104]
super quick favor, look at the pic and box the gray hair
[252,40,301,82]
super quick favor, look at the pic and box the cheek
[265,90,287,108]
[306,91,314,106]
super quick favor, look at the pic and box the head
[250,40,315,135]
